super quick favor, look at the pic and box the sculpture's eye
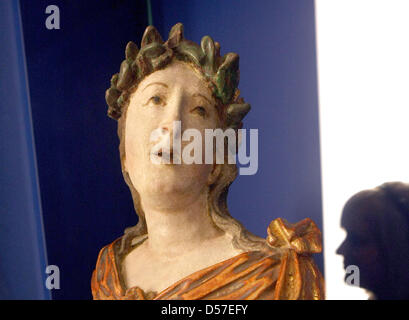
[149,95,164,106]
[192,106,207,118]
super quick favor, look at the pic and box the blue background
[0,0,323,299]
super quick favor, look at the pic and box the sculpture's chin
[148,178,189,195]
[133,172,207,211]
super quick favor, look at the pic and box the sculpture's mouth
[157,150,170,157]
[151,148,181,164]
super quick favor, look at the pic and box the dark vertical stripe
[147,0,153,25]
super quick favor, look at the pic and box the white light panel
[315,0,409,299]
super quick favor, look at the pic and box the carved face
[124,60,221,210]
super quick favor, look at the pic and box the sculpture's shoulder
[91,237,125,300]
[267,217,325,300]
[90,220,325,300]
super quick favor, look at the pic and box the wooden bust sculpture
[91,23,325,300]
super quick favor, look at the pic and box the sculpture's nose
[159,88,184,138]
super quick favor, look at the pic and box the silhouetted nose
[336,240,347,256]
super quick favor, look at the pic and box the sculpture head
[106,23,266,254]
[336,182,409,299]
[123,60,223,211]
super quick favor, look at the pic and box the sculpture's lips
[150,149,181,164]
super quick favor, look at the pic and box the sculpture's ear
[207,163,222,185]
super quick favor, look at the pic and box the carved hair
[106,23,269,256]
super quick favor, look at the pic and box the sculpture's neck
[141,191,223,259]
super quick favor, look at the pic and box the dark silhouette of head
[337,182,409,299]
